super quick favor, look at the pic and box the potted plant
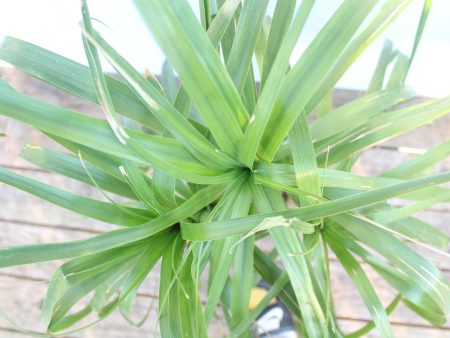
[0,0,448,337]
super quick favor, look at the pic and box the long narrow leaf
[0,166,150,226]
[258,0,378,161]
[0,183,226,267]
[0,36,164,132]
[182,171,450,240]
[134,0,247,157]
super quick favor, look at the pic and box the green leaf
[401,0,432,83]
[345,295,402,338]
[22,145,137,200]
[85,28,239,170]
[311,87,412,143]
[253,247,300,318]
[48,260,129,331]
[81,0,129,146]
[225,0,268,92]
[255,162,380,191]
[368,40,396,92]
[260,0,296,87]
[118,233,173,323]
[0,1,446,335]
[49,135,193,201]
[178,249,208,337]
[258,0,378,161]
[238,0,315,167]
[134,0,247,157]
[252,185,328,337]
[327,237,394,338]
[330,214,450,323]
[0,88,235,183]
[229,235,254,334]
[372,190,450,224]
[160,235,207,337]
[121,159,167,214]
[0,166,150,226]
[289,111,321,198]
[324,224,447,325]
[204,179,253,324]
[161,60,178,102]
[0,36,164,132]
[254,16,270,75]
[167,0,243,121]
[207,0,241,49]
[182,170,450,240]
[316,91,333,118]
[45,136,128,180]
[382,139,450,178]
[159,238,183,337]
[386,52,410,88]
[230,272,289,337]
[0,183,226,267]
[199,0,212,29]
[305,0,411,114]
[317,96,450,165]
[42,243,143,328]
[153,169,178,210]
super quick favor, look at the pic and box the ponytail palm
[0,0,449,337]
